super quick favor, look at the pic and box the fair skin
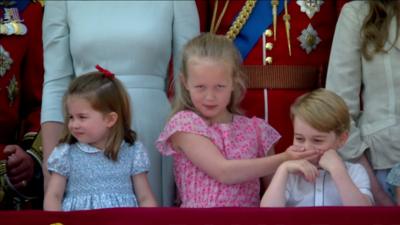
[42,122,63,191]
[396,187,400,206]
[66,96,115,149]
[357,155,394,205]
[261,117,372,207]
[44,97,157,210]
[172,57,317,185]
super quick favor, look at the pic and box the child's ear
[337,131,349,149]
[105,112,118,128]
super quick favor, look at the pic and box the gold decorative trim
[210,0,230,34]
[0,160,6,176]
[28,131,43,163]
[226,0,257,40]
[32,0,45,7]
[283,0,292,56]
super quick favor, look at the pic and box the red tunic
[0,2,44,209]
[0,2,43,156]
[196,0,347,153]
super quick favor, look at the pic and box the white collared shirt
[285,162,373,206]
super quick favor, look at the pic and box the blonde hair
[361,0,400,60]
[171,33,247,116]
[60,71,136,161]
[290,88,350,136]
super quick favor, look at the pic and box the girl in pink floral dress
[156,33,317,207]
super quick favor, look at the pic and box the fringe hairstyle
[361,0,400,60]
[290,88,350,136]
[60,72,136,161]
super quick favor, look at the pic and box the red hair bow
[95,64,115,79]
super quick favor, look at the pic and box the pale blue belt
[117,74,165,90]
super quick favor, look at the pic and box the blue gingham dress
[48,141,150,211]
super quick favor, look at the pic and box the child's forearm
[396,187,400,206]
[358,155,394,205]
[133,173,158,207]
[139,196,158,207]
[43,195,62,211]
[217,150,307,184]
[330,167,372,206]
[218,152,288,185]
[260,165,289,207]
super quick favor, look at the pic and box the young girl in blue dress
[44,65,157,211]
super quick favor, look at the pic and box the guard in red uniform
[196,0,347,153]
[0,0,44,210]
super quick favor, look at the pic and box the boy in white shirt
[261,88,373,207]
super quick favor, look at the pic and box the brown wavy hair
[361,0,399,60]
[60,72,136,161]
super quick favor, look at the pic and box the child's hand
[318,149,345,173]
[284,145,319,161]
[281,160,318,182]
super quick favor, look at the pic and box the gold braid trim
[225,0,257,40]
[0,160,5,177]
[28,131,43,164]
[32,0,45,7]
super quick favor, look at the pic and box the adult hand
[3,145,34,190]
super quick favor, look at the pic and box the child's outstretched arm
[261,147,276,188]
[319,150,372,206]
[260,159,318,207]
[172,132,317,185]
[43,172,67,211]
[132,173,158,207]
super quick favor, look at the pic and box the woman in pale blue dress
[40,1,199,206]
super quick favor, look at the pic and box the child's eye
[195,85,205,90]
[294,137,304,142]
[217,85,226,89]
[313,139,324,144]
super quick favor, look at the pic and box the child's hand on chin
[318,149,344,172]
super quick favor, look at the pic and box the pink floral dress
[156,111,280,207]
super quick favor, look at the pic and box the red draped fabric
[0,207,399,225]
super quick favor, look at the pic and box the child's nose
[205,90,216,100]
[69,120,79,129]
[304,142,316,151]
